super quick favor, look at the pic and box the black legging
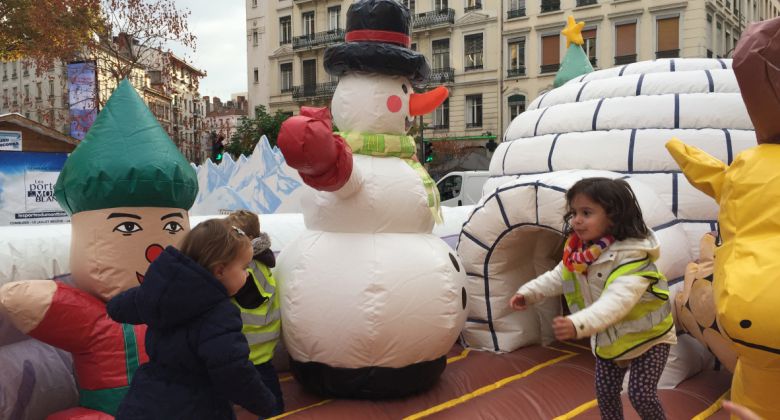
[595,343,670,420]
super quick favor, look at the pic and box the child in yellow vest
[509,177,676,420]
[226,210,284,415]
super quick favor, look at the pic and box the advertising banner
[0,130,22,151]
[0,151,69,225]
[66,61,98,140]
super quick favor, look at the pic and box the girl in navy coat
[107,219,277,419]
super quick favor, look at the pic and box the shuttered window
[616,22,636,56]
[657,17,679,52]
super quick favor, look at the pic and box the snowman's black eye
[401,84,408,94]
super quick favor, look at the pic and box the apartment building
[247,0,779,141]
[1,47,208,163]
[502,0,779,130]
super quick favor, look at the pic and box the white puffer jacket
[518,231,676,361]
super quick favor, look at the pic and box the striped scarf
[338,131,442,224]
[562,233,616,274]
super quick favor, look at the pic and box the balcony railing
[464,2,482,12]
[507,8,526,19]
[430,123,449,130]
[656,49,680,59]
[413,8,455,30]
[464,64,483,71]
[292,81,338,100]
[541,0,561,13]
[293,29,345,50]
[614,54,636,65]
[424,67,455,85]
[281,86,294,94]
[540,63,560,73]
[576,0,598,6]
[466,122,482,128]
[507,67,526,78]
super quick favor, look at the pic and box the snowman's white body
[277,73,468,370]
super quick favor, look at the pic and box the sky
[168,0,248,100]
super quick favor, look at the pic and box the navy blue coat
[107,246,276,419]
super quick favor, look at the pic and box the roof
[0,113,79,147]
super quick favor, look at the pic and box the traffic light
[212,136,225,163]
[423,141,434,163]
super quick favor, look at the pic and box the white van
[436,171,491,207]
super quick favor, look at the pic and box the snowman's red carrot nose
[409,86,449,116]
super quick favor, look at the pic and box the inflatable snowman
[275,0,468,398]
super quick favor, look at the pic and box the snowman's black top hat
[324,0,430,83]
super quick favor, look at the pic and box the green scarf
[338,131,442,224]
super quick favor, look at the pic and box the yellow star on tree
[561,15,585,48]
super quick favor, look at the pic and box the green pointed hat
[54,79,198,215]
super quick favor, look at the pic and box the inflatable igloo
[459,58,754,358]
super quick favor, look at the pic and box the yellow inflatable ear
[665,138,728,201]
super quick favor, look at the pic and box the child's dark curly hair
[563,177,649,241]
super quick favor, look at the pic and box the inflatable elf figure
[0,79,198,419]
[667,17,780,419]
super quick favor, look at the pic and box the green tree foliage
[226,105,292,157]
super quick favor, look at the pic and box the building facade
[1,48,208,163]
[501,0,780,131]
[204,95,249,141]
[247,0,779,144]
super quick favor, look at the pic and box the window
[432,39,450,69]
[508,37,525,77]
[434,0,448,11]
[11,63,17,78]
[706,15,713,57]
[726,31,732,56]
[466,94,482,128]
[302,12,315,37]
[2,63,6,79]
[716,21,723,57]
[433,98,449,129]
[464,33,483,70]
[2,89,7,105]
[252,0,257,7]
[280,63,293,93]
[36,82,42,100]
[656,16,680,58]
[411,42,417,51]
[23,84,29,101]
[402,0,416,13]
[582,28,597,66]
[12,87,18,105]
[615,22,636,64]
[508,0,525,18]
[253,68,259,84]
[508,94,526,120]
[253,30,258,46]
[328,6,341,31]
[279,16,292,45]
[48,80,54,97]
[541,34,560,73]
[438,175,462,201]
[465,0,482,11]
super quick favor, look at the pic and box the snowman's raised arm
[278,107,354,192]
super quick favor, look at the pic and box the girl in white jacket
[509,177,675,420]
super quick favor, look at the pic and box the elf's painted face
[70,206,190,301]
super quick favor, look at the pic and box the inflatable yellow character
[666,17,780,419]
[0,80,198,419]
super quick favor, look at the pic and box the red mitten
[278,107,353,191]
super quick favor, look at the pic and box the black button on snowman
[276,0,467,398]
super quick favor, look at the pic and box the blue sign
[0,151,69,225]
[67,61,98,140]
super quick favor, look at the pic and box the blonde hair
[179,219,251,274]
[225,209,260,240]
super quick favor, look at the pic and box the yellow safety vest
[232,261,281,365]
[562,258,674,360]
